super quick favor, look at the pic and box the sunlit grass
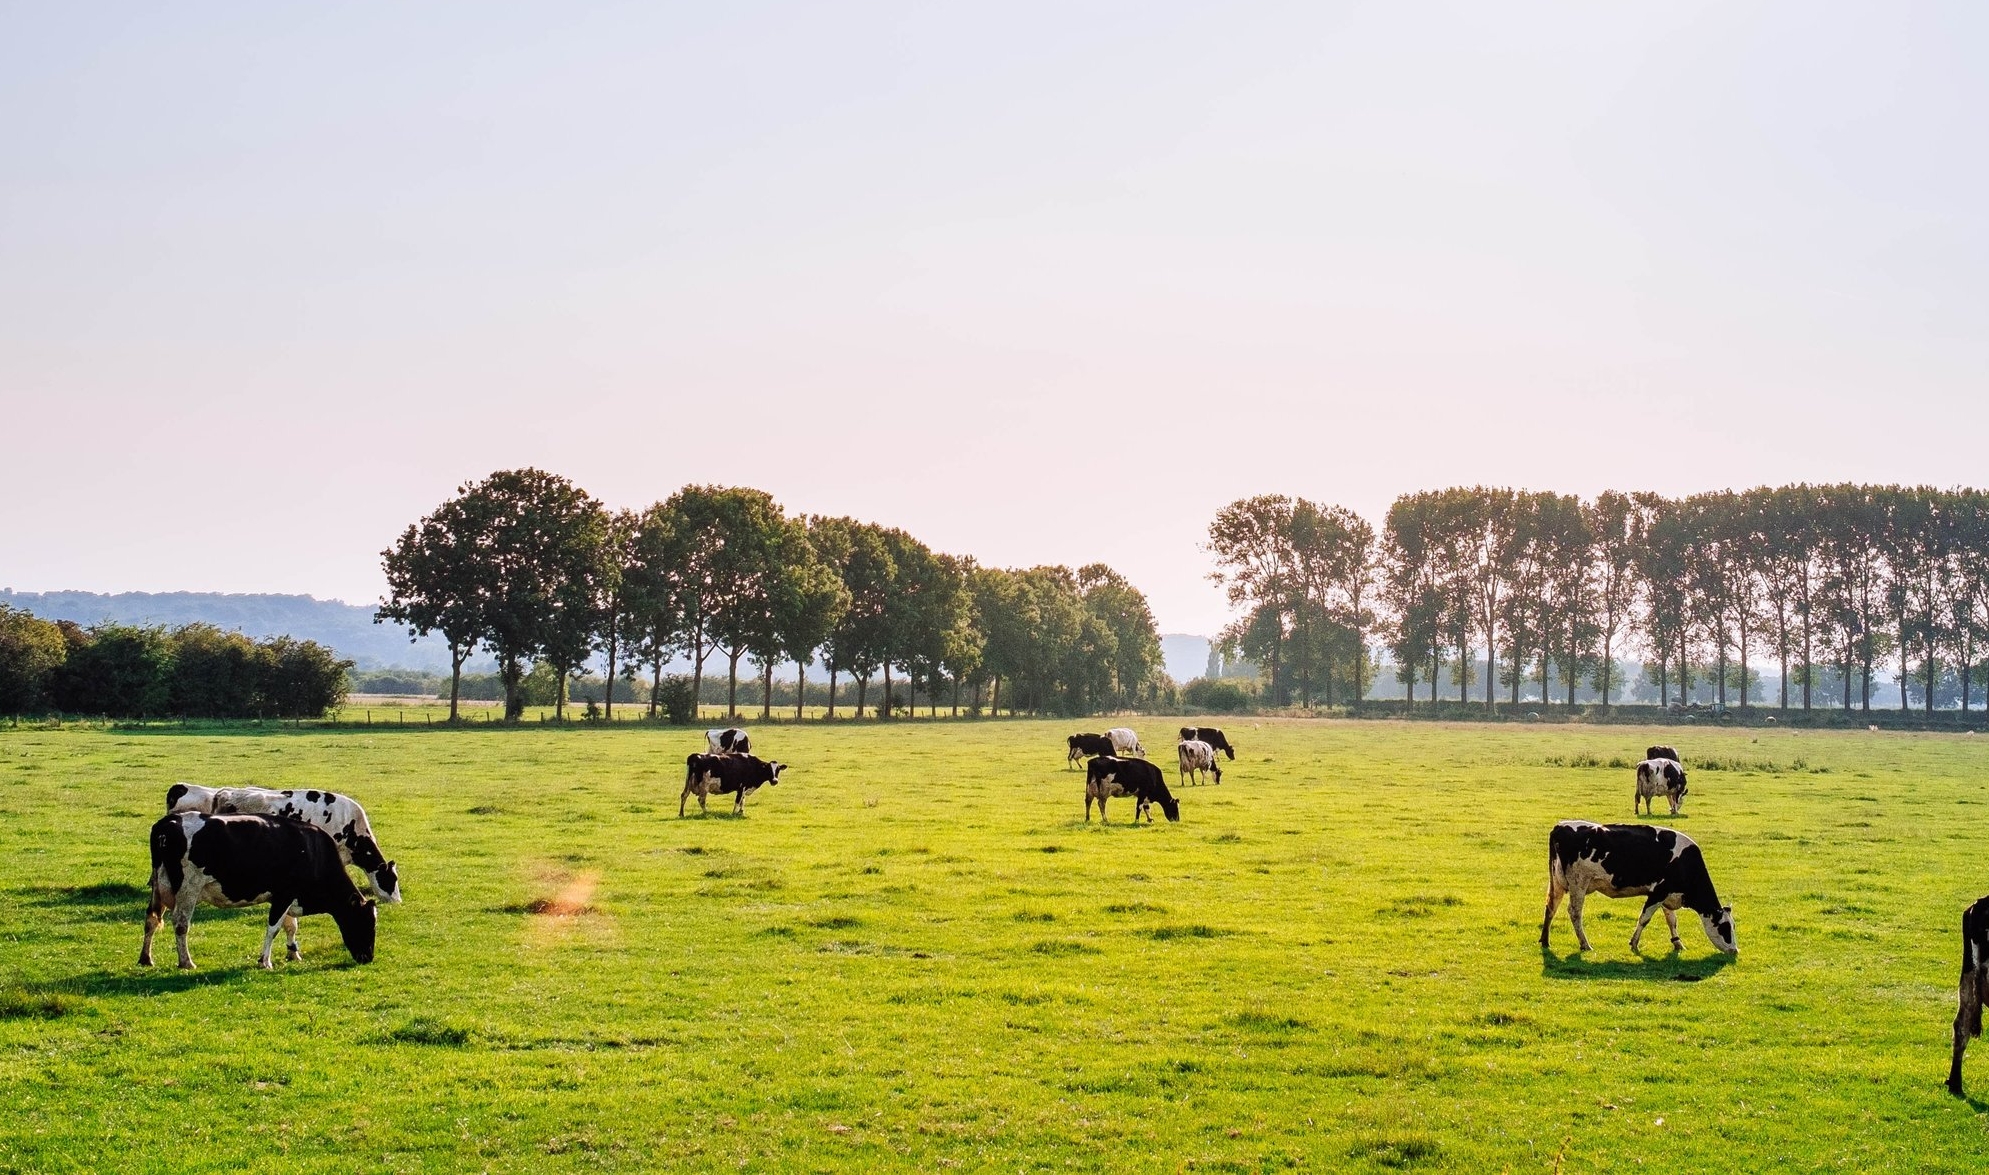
[1,718,1985,1170]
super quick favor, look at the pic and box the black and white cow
[1646,745,1680,763]
[1950,895,1989,1095]
[1177,739,1222,787]
[1178,726,1236,760]
[681,752,787,816]
[1539,821,1736,954]
[167,783,401,904]
[1105,727,1145,757]
[1066,733,1116,768]
[1084,756,1179,823]
[706,727,751,755]
[1634,758,1688,816]
[142,813,377,970]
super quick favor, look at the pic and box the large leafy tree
[812,516,896,718]
[377,496,491,721]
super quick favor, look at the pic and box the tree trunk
[883,663,893,719]
[1600,633,1613,708]
[763,658,774,721]
[796,660,806,720]
[649,657,664,720]
[1926,637,1936,715]
[554,666,567,721]
[726,650,741,719]
[951,677,959,717]
[991,675,1001,716]
[502,657,524,722]
[448,645,466,723]
[856,674,869,719]
[827,666,838,719]
[1901,629,1911,714]
[1658,657,1667,708]
[1738,614,1748,709]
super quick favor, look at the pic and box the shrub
[1182,677,1252,713]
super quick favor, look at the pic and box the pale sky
[3,2,1984,636]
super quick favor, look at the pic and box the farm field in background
[2,719,1986,1171]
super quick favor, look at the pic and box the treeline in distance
[376,469,1166,722]
[1209,484,1989,715]
[0,610,351,718]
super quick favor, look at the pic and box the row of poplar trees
[378,469,1165,722]
[1210,484,1989,714]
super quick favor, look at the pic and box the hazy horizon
[5,3,1985,635]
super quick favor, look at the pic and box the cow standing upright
[1539,821,1736,954]
[1066,733,1116,769]
[1950,896,1989,1095]
[1634,758,1689,816]
[1178,727,1236,760]
[1084,756,1179,823]
[706,728,751,755]
[1176,739,1222,787]
[681,753,787,816]
[167,784,401,904]
[142,813,377,970]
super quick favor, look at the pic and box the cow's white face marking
[1702,907,1738,954]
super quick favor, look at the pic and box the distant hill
[0,589,477,673]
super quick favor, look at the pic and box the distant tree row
[0,607,351,718]
[1210,484,1989,715]
[377,470,1166,722]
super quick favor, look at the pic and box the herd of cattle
[130,727,1989,1096]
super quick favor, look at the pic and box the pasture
[1,719,1986,1171]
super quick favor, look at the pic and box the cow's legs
[1567,888,1592,952]
[679,785,690,817]
[1085,792,1094,821]
[1630,896,1663,952]
[260,911,285,970]
[1952,966,1981,1095]
[1663,906,1682,950]
[734,791,745,816]
[171,887,201,969]
[283,905,303,961]
[139,891,166,967]
[1211,764,1221,786]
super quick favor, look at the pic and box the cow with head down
[1085,756,1179,824]
[1635,758,1688,816]
[1540,820,1736,955]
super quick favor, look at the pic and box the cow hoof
[1670,938,1683,950]
[178,962,195,971]
[1950,1079,1966,1097]
[138,955,152,967]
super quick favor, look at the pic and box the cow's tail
[148,816,187,898]
[1965,902,1988,1039]
[685,754,700,790]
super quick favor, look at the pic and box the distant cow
[681,752,786,816]
[1066,733,1116,769]
[1105,727,1145,757]
[1178,726,1236,760]
[1177,739,1222,787]
[1540,820,1736,954]
[1646,745,1680,763]
[1950,896,1989,1095]
[1635,758,1688,816]
[706,727,751,755]
[167,783,401,904]
[1085,756,1179,823]
[142,813,377,970]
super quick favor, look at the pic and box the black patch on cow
[164,783,189,813]
[304,790,321,804]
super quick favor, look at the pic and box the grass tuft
[1145,924,1228,940]
[0,988,78,1020]
[1348,1133,1441,1168]
[1028,940,1100,956]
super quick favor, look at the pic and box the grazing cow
[166,783,401,904]
[1066,733,1116,769]
[142,813,377,970]
[1634,758,1688,816]
[1539,821,1736,954]
[1105,727,1145,757]
[1178,726,1236,760]
[1177,739,1222,787]
[681,752,787,816]
[1084,756,1179,823]
[1950,896,1989,1095]
[1646,745,1680,763]
[706,727,751,755]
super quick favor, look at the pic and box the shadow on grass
[49,965,256,997]
[17,881,152,923]
[1540,947,1736,982]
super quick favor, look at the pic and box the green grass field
[2,718,1987,1172]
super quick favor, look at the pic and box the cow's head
[1701,906,1737,954]
[768,761,787,784]
[1157,794,1181,822]
[374,859,402,904]
[333,895,379,964]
